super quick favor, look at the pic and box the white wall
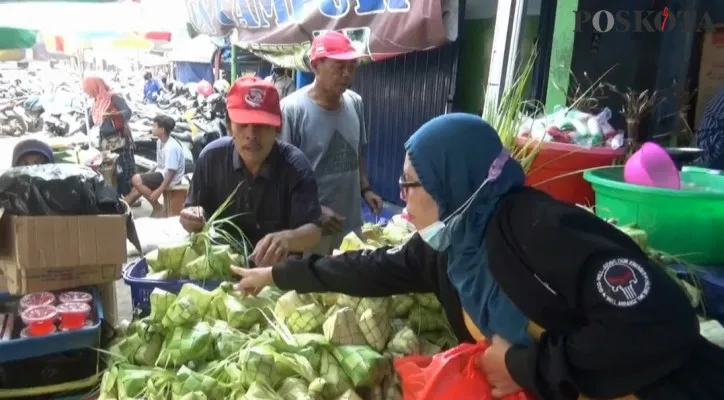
[465,0,542,19]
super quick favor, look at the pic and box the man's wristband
[361,187,373,196]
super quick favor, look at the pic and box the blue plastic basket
[361,202,401,224]
[122,258,224,316]
[0,287,104,363]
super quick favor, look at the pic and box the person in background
[159,72,169,90]
[143,71,163,104]
[235,113,724,399]
[124,115,185,217]
[265,67,295,99]
[84,76,136,198]
[696,87,724,170]
[180,76,322,266]
[281,31,383,255]
[11,139,54,167]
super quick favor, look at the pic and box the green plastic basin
[584,167,724,264]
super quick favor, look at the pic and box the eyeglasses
[399,175,422,201]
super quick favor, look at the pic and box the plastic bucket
[57,302,91,331]
[584,167,724,264]
[21,305,58,337]
[520,139,625,206]
[59,291,93,305]
[19,292,55,312]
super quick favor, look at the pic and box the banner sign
[185,0,448,69]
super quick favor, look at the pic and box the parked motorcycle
[0,101,28,136]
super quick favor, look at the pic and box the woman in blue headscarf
[234,113,724,399]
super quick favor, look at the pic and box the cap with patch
[226,76,281,127]
[308,31,362,62]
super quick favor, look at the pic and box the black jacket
[273,188,724,400]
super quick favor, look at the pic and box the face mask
[420,149,510,251]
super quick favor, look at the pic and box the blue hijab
[405,113,531,345]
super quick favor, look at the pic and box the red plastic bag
[394,342,533,400]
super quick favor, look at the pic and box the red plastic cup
[19,292,56,312]
[58,291,93,305]
[21,305,58,336]
[57,302,91,331]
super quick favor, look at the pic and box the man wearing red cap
[179,76,323,266]
[281,31,383,255]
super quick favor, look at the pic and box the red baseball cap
[308,31,362,62]
[226,76,281,127]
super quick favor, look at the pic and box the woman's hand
[231,266,274,295]
[479,335,522,398]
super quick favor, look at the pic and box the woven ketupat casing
[275,291,308,319]
[155,322,213,368]
[148,288,176,323]
[332,345,387,387]
[386,326,421,355]
[391,295,414,317]
[356,297,392,318]
[319,349,353,398]
[414,293,442,310]
[162,297,196,327]
[239,347,283,388]
[337,294,362,310]
[358,308,392,352]
[336,389,364,399]
[287,303,325,333]
[323,307,367,346]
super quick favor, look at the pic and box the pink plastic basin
[624,142,680,189]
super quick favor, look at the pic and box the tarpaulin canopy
[0,27,37,50]
[0,0,181,38]
[0,2,146,34]
[168,35,216,63]
[185,0,457,70]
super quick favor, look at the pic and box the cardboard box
[0,214,127,269]
[0,264,121,294]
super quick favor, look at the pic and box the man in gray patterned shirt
[281,31,383,255]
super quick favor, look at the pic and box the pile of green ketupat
[100,279,455,399]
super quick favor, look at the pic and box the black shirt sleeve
[505,252,699,399]
[288,160,322,229]
[184,155,214,215]
[272,234,436,296]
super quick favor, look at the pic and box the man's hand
[231,266,274,295]
[179,206,206,233]
[320,206,345,234]
[149,189,162,203]
[363,190,383,214]
[479,335,521,398]
[251,232,290,266]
